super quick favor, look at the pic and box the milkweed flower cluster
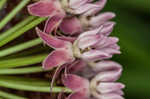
[28,0,125,99]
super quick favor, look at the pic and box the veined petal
[28,0,57,17]
[97,83,125,94]
[78,34,101,50]
[84,0,107,16]
[62,74,89,91]
[90,12,116,27]
[81,50,111,61]
[69,0,91,9]
[43,49,74,70]
[60,17,82,35]
[36,28,71,49]
[44,14,64,34]
[69,60,87,73]
[97,93,124,99]
[101,22,116,36]
[91,61,122,72]
[93,70,122,82]
[73,3,100,14]
[78,27,102,40]
[67,89,89,99]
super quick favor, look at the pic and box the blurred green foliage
[105,0,150,98]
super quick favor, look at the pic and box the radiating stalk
[0,66,49,75]
[0,80,71,93]
[0,16,36,42]
[0,76,50,86]
[0,90,27,99]
[0,17,46,47]
[0,0,30,29]
[0,54,47,69]
[0,38,42,57]
[0,0,7,10]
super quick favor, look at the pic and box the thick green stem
[0,90,27,99]
[0,17,46,47]
[0,0,7,10]
[0,80,71,93]
[0,66,50,75]
[0,54,47,69]
[0,16,36,42]
[0,0,30,29]
[0,38,42,57]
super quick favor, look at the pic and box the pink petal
[28,0,57,17]
[91,61,122,73]
[69,0,91,9]
[44,14,64,34]
[74,3,100,14]
[57,36,77,43]
[78,27,102,40]
[62,74,89,91]
[81,50,111,61]
[78,34,101,50]
[97,82,125,94]
[69,60,87,73]
[59,17,82,35]
[93,70,122,82]
[101,22,116,36]
[43,50,74,70]
[90,12,116,27]
[84,0,107,16]
[67,89,89,99]
[36,28,71,49]
[97,93,124,99]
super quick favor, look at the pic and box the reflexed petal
[60,17,82,35]
[100,48,121,55]
[78,27,102,39]
[67,90,89,99]
[36,28,71,49]
[91,61,122,72]
[93,70,122,82]
[73,3,99,14]
[69,60,87,73]
[62,74,89,91]
[44,14,64,34]
[97,82,125,94]
[28,0,57,17]
[97,93,124,99]
[69,0,91,9]
[78,34,101,50]
[84,0,107,16]
[43,50,74,70]
[81,50,111,61]
[57,36,77,43]
[101,22,116,36]
[90,12,116,27]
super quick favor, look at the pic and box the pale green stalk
[0,0,7,10]
[0,90,27,99]
[0,0,30,29]
[0,38,42,57]
[0,17,46,47]
[0,66,49,75]
[0,54,47,69]
[0,16,36,42]
[0,80,71,93]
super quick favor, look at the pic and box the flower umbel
[27,0,125,98]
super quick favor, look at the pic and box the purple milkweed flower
[73,26,120,62]
[28,0,83,36]
[36,28,75,70]
[62,61,125,99]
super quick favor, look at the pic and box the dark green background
[104,0,150,98]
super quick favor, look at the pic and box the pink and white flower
[62,61,125,99]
